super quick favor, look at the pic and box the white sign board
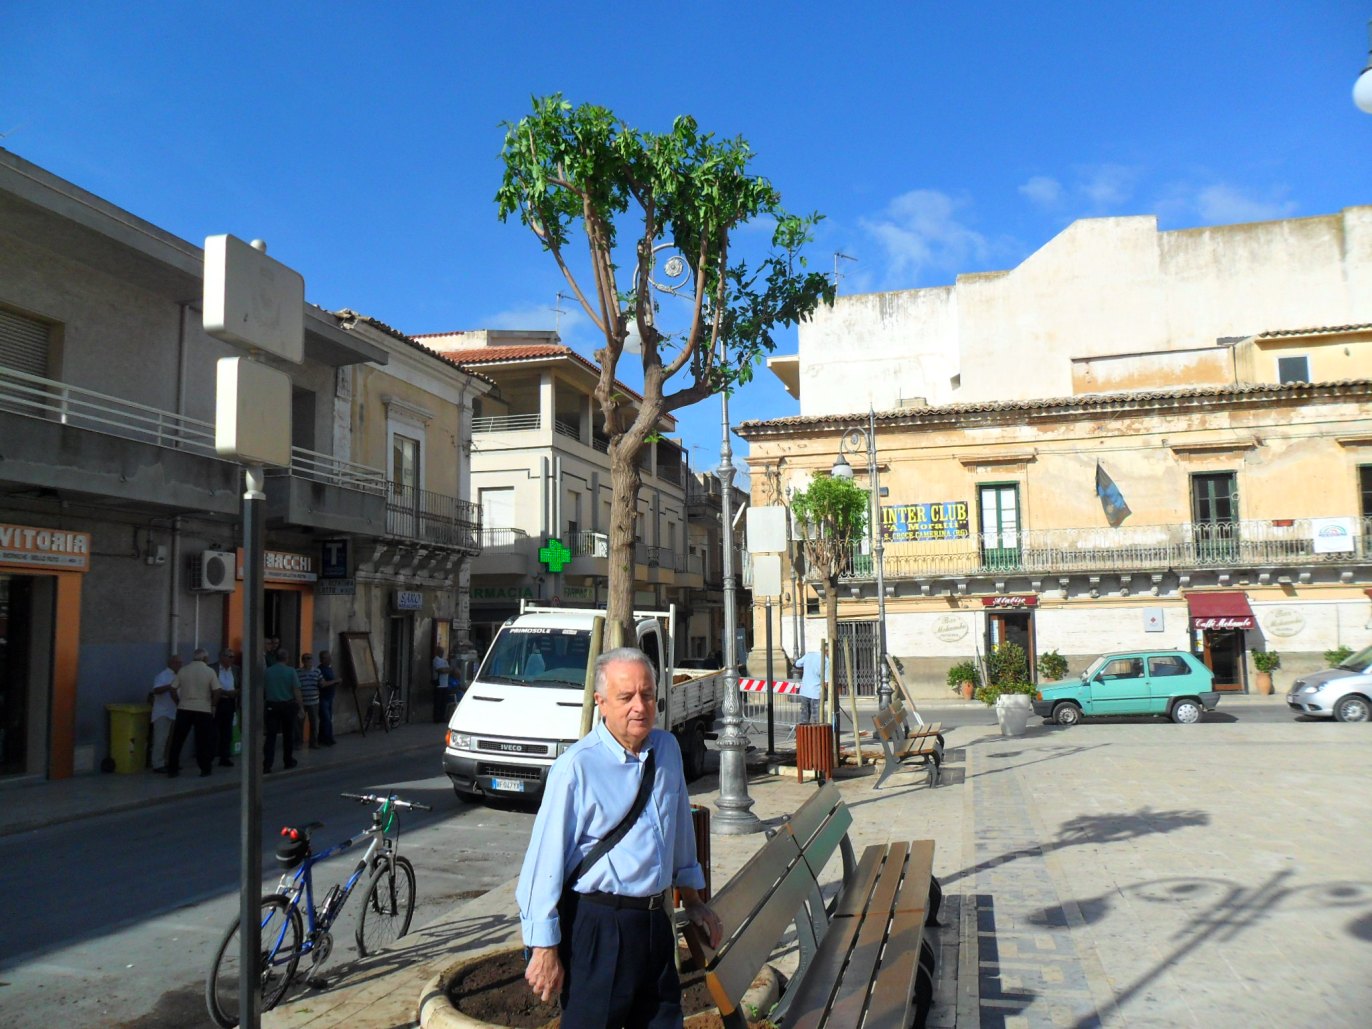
[752,554,783,597]
[1311,517,1356,554]
[746,506,788,554]
[203,234,304,362]
[215,357,293,467]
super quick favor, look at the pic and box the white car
[1285,645,1372,722]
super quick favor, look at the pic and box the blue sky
[5,2,1370,476]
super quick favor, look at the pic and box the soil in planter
[448,948,773,1029]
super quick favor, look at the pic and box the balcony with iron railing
[1,363,387,530]
[471,526,532,574]
[385,482,481,552]
[832,517,1372,581]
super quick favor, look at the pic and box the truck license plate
[490,777,524,793]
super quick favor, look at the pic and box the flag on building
[1095,463,1132,527]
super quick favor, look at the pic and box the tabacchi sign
[0,523,92,572]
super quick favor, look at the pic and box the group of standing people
[149,640,340,776]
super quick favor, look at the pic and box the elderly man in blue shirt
[517,646,722,1028]
[794,644,828,724]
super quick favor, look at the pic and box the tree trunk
[824,574,840,717]
[606,438,644,648]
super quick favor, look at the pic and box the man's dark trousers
[557,895,681,1029]
[167,709,214,776]
[263,700,297,771]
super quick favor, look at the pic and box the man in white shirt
[149,655,181,773]
[213,648,239,767]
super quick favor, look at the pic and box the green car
[1032,650,1220,726]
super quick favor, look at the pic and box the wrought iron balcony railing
[385,482,480,550]
[833,517,1372,580]
[479,527,531,549]
[473,413,540,433]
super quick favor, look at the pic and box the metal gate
[835,619,879,697]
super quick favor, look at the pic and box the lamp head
[1357,19,1372,114]
[831,452,855,480]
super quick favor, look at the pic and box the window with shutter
[0,307,51,377]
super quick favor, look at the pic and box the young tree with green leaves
[496,96,834,643]
[790,475,870,687]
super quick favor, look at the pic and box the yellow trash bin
[107,703,152,774]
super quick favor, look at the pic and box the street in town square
[1,697,1368,1028]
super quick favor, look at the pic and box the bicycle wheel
[355,855,416,956]
[206,894,303,1027]
[385,696,404,731]
[362,691,380,733]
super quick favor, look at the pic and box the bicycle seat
[275,822,323,869]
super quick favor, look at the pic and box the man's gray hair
[593,647,657,696]
[192,647,209,662]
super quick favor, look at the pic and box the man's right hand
[525,946,563,1003]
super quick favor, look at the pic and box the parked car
[1033,650,1219,726]
[1285,645,1372,722]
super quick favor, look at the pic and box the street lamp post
[830,406,892,710]
[714,382,763,834]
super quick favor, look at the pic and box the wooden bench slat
[785,780,843,848]
[689,826,801,967]
[776,906,866,1029]
[827,844,884,920]
[796,804,854,885]
[895,840,936,913]
[863,906,926,1029]
[825,845,911,1026]
[705,852,817,1013]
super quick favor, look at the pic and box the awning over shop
[1187,591,1255,631]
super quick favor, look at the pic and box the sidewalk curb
[0,732,438,838]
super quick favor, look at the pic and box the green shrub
[1324,645,1354,667]
[946,660,981,691]
[988,641,1029,686]
[1252,650,1281,673]
[1036,650,1069,681]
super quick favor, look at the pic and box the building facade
[0,149,483,779]
[746,208,1372,698]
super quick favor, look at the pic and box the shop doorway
[1201,629,1246,691]
[385,614,414,710]
[986,611,1035,679]
[0,573,55,778]
[264,589,302,663]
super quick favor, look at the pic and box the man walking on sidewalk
[212,648,239,767]
[794,643,827,725]
[149,654,181,773]
[263,648,303,773]
[166,649,220,778]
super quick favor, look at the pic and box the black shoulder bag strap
[565,747,657,890]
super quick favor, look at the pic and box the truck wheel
[682,723,707,781]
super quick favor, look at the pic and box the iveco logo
[498,743,522,752]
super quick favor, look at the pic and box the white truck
[442,604,726,803]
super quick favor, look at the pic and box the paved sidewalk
[0,721,445,837]
[264,696,1372,1028]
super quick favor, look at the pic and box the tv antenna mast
[833,252,857,291]
[552,291,575,333]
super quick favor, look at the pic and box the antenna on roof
[553,291,575,334]
[833,252,857,291]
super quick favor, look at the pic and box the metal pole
[714,384,762,835]
[764,598,774,756]
[239,464,266,1029]
[869,407,893,711]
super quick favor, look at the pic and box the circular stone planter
[996,693,1033,736]
[419,946,781,1029]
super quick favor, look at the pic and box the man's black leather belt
[580,890,666,911]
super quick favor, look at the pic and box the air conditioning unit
[191,550,237,592]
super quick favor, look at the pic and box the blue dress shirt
[516,721,705,948]
[795,651,827,700]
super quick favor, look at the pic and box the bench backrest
[685,784,855,1022]
[872,707,899,745]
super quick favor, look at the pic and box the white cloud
[1019,175,1064,209]
[1193,184,1298,224]
[858,189,991,283]
[1078,163,1138,209]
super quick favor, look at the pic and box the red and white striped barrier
[737,678,802,695]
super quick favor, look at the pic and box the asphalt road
[0,749,537,1029]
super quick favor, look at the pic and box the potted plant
[1037,650,1069,682]
[983,642,1035,735]
[946,660,980,700]
[1252,650,1280,695]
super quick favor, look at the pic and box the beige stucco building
[745,208,1372,699]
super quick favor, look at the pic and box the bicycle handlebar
[340,791,433,812]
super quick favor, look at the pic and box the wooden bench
[683,782,942,1028]
[871,705,943,791]
[887,697,944,746]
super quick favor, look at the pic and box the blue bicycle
[205,792,431,1027]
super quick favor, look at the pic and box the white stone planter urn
[996,693,1033,736]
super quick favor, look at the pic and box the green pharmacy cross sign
[538,537,573,573]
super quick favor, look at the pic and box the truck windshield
[478,628,593,688]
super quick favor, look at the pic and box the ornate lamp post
[830,407,892,710]
[645,248,761,834]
